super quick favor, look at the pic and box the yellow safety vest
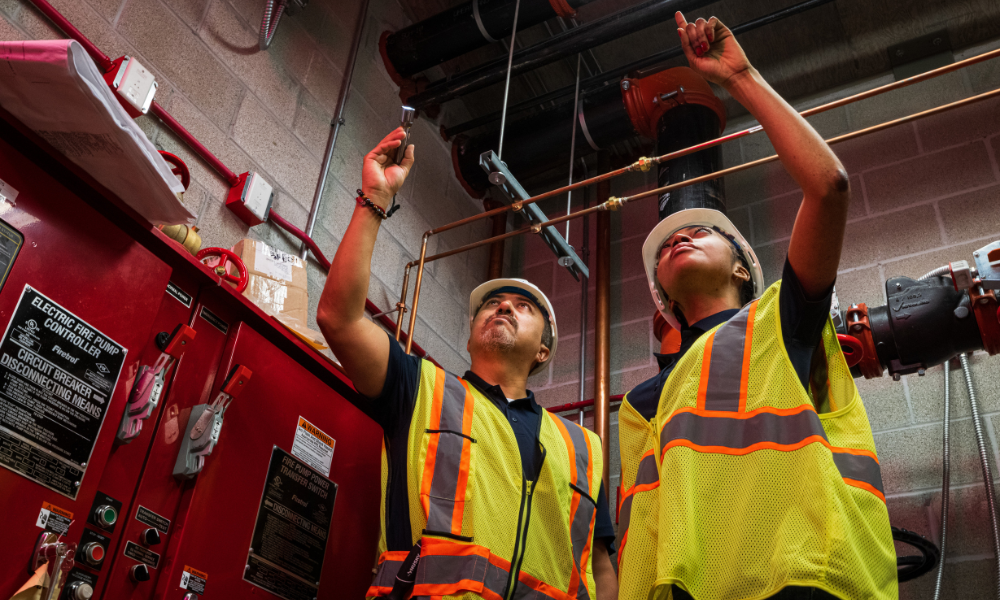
[615,396,661,599]
[367,361,604,600]
[626,281,897,600]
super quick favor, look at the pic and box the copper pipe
[418,47,1000,242]
[397,84,1000,366]
[395,264,412,341]
[594,154,612,491]
[487,199,507,279]
[405,235,430,354]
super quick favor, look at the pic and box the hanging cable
[495,0,522,161]
[933,359,951,600]
[259,0,288,51]
[959,353,1000,599]
[564,53,582,243]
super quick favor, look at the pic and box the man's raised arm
[317,128,413,398]
[676,12,851,299]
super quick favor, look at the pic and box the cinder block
[370,233,406,292]
[293,89,333,159]
[967,54,1000,95]
[722,133,743,168]
[314,4,355,76]
[741,131,776,163]
[838,204,942,270]
[750,240,789,285]
[117,0,244,130]
[550,331,588,386]
[414,273,463,356]
[195,194,251,249]
[881,239,993,281]
[0,12,25,41]
[806,105,850,140]
[610,320,655,375]
[863,141,996,214]
[616,364,660,397]
[162,0,208,28]
[81,0,123,22]
[876,417,984,495]
[199,1,301,128]
[917,95,1000,153]
[722,160,799,209]
[834,266,884,309]
[177,179,209,215]
[302,52,345,114]
[855,375,911,432]
[527,360,551,390]
[414,317,468,375]
[887,484,995,559]
[232,94,321,206]
[834,121,920,175]
[266,14,315,84]
[610,276,658,326]
[939,184,1000,243]
[550,286,595,338]
[521,261,554,299]
[350,53,404,123]
[533,381,582,409]
[908,355,1000,426]
[609,235,646,285]
[751,189,799,245]
[846,70,968,131]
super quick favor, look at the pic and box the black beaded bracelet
[356,189,401,219]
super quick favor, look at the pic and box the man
[316,129,618,600]
[615,13,897,600]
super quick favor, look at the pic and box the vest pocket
[421,429,477,541]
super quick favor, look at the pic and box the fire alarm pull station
[173,364,252,479]
[118,324,197,443]
[225,172,274,227]
[102,56,158,118]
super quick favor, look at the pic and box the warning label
[0,286,126,498]
[36,501,73,535]
[244,447,337,600]
[291,417,335,477]
[180,565,208,595]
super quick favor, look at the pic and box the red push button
[82,542,105,566]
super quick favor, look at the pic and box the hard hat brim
[468,278,558,376]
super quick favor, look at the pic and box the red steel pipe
[547,394,624,414]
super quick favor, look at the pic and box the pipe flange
[968,279,1000,355]
[846,303,883,378]
[620,67,727,140]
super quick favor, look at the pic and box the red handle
[159,151,191,190]
[837,334,864,368]
[196,247,249,293]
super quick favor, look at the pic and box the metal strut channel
[479,151,589,279]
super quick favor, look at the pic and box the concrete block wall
[0,0,491,374]
[514,40,1000,597]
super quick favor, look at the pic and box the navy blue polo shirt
[368,337,617,555]
[628,258,834,420]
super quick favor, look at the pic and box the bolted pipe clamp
[530,224,542,234]
[511,201,524,212]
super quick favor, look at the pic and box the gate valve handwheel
[196,247,249,293]
[837,334,864,368]
[159,151,191,190]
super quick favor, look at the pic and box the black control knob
[66,581,94,600]
[140,528,161,546]
[130,564,151,583]
[80,542,105,567]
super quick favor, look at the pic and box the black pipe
[408,0,717,109]
[383,0,595,79]
[656,104,724,218]
[454,85,633,193]
[444,0,836,137]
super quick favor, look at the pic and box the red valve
[196,247,249,293]
[837,334,864,368]
[159,151,191,190]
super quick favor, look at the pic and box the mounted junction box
[225,172,274,226]
[102,56,157,118]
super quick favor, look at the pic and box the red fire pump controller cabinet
[0,133,172,595]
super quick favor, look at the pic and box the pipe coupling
[600,197,624,211]
[632,156,654,172]
[511,201,524,212]
[530,224,542,234]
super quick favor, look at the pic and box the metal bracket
[973,241,1000,289]
[479,151,589,280]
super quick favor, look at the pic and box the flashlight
[396,106,416,164]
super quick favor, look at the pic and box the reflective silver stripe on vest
[426,373,472,534]
[703,303,752,412]
[415,553,489,587]
[659,408,885,498]
[371,558,403,589]
[832,450,885,496]
[557,414,596,600]
[618,452,659,539]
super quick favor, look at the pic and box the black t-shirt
[628,257,834,421]
[368,337,617,555]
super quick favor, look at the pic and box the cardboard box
[231,239,308,321]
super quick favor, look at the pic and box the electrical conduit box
[225,172,274,227]
[102,56,157,118]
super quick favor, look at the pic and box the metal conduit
[958,353,1000,599]
[933,359,951,600]
[259,0,288,51]
[299,0,370,259]
[400,82,1000,353]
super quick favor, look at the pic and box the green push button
[94,504,117,528]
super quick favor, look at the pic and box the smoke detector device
[225,172,274,227]
[102,56,158,118]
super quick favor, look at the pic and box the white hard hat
[469,278,557,376]
[641,208,763,331]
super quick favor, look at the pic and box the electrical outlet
[225,172,274,226]
[103,56,157,118]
